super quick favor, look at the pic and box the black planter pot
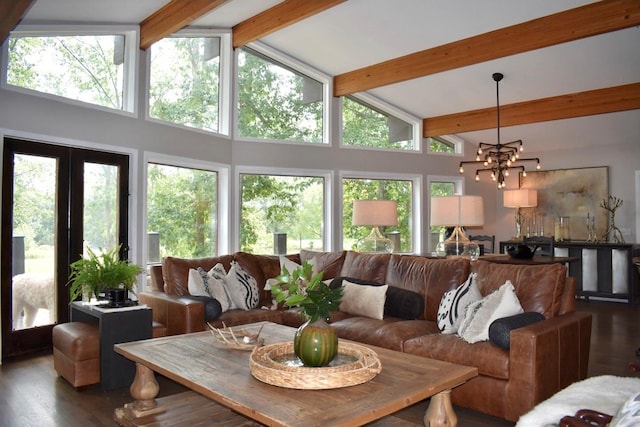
[106,288,128,307]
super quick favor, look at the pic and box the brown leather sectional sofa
[140,249,592,422]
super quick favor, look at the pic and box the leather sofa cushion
[471,260,566,318]
[339,251,391,283]
[300,249,346,279]
[330,317,439,351]
[385,255,471,321]
[404,332,510,380]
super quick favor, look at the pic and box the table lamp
[503,189,537,239]
[430,195,484,257]
[352,200,398,253]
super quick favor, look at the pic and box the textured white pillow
[458,280,523,344]
[187,266,231,312]
[210,263,236,310]
[437,273,482,334]
[224,261,259,310]
[339,280,388,320]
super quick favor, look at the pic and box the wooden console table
[500,241,640,305]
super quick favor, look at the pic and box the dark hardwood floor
[0,300,637,427]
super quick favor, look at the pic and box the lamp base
[356,226,394,253]
[435,226,480,260]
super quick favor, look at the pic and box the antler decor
[600,195,625,243]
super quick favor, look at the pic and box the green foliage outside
[8,35,124,109]
[147,164,217,258]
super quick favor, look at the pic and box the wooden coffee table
[114,321,477,427]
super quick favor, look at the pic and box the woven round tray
[250,341,381,389]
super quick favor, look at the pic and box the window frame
[339,170,422,254]
[1,25,139,116]
[427,134,465,156]
[142,151,230,270]
[145,28,233,137]
[340,92,422,153]
[233,165,333,253]
[234,41,332,146]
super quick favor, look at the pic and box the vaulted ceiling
[2,0,639,153]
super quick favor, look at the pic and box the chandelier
[459,73,540,189]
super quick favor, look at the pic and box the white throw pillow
[339,280,388,320]
[224,261,259,310]
[210,263,236,310]
[437,273,482,334]
[187,266,231,312]
[458,280,524,344]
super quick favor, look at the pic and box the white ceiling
[17,0,640,153]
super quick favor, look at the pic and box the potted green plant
[67,244,144,307]
[269,260,343,367]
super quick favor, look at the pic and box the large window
[146,162,220,260]
[4,28,136,112]
[148,32,230,134]
[342,177,414,253]
[239,172,327,254]
[236,46,324,144]
[342,95,419,151]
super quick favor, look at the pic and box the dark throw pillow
[330,277,425,320]
[488,312,545,349]
[182,295,223,321]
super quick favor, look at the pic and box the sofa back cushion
[386,255,470,321]
[339,251,391,283]
[300,250,346,280]
[234,252,301,308]
[470,260,567,318]
[162,255,235,296]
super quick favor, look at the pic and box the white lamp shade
[430,195,484,227]
[352,200,398,226]
[503,189,537,208]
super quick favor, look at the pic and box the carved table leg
[424,390,457,427]
[114,363,165,425]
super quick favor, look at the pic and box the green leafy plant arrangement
[269,260,343,323]
[67,244,144,302]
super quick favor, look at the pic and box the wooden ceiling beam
[139,0,229,50]
[423,83,640,137]
[0,0,36,46]
[334,0,640,97]
[233,0,347,49]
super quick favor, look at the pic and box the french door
[1,137,129,360]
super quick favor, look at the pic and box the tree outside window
[7,34,129,111]
[149,37,221,133]
[147,163,217,259]
[240,174,324,254]
[236,47,323,143]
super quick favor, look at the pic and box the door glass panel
[11,154,58,330]
[83,163,119,254]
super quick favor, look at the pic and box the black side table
[70,302,152,390]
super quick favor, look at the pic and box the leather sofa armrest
[138,291,206,336]
[506,312,592,420]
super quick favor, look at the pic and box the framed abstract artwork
[519,166,609,241]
